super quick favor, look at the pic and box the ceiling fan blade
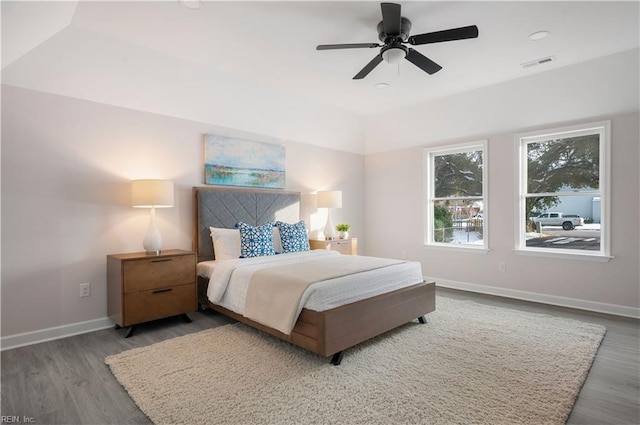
[409,25,479,45]
[317,43,381,50]
[381,2,401,35]
[353,54,384,80]
[406,48,442,75]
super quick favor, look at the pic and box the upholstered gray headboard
[193,186,301,262]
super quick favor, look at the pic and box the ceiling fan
[316,2,479,80]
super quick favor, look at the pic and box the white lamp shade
[317,190,342,209]
[131,180,174,208]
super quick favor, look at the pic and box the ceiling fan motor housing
[377,17,412,43]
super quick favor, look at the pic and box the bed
[193,186,436,364]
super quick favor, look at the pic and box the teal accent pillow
[237,222,276,258]
[275,221,310,253]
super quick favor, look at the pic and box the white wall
[2,47,639,347]
[364,49,639,316]
[364,111,639,314]
[1,85,364,342]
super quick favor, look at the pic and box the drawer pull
[151,259,173,263]
[152,288,174,294]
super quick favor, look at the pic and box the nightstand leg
[125,326,136,338]
[330,351,344,366]
[180,313,192,323]
[417,316,427,324]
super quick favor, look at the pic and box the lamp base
[323,208,337,240]
[142,207,164,255]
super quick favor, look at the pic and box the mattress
[197,250,424,316]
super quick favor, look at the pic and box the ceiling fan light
[382,47,406,64]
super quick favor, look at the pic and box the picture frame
[204,134,286,189]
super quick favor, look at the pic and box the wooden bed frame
[193,186,436,364]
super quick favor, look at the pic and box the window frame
[424,140,489,252]
[515,120,612,261]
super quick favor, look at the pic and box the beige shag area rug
[105,296,605,425]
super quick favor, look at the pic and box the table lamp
[317,190,342,240]
[131,179,174,254]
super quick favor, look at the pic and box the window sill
[513,249,613,262]
[425,244,489,254]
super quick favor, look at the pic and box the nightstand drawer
[123,283,196,326]
[309,238,358,255]
[123,255,194,292]
[329,239,353,255]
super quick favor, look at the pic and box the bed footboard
[197,277,436,361]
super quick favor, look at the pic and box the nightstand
[107,249,196,337]
[309,238,358,255]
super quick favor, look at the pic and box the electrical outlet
[80,283,91,298]
[498,262,506,273]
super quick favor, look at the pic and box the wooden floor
[1,287,638,425]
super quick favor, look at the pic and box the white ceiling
[2,1,639,122]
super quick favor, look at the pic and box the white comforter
[198,250,424,318]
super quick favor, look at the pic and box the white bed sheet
[197,250,424,316]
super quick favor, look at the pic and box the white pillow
[272,227,282,254]
[209,227,241,260]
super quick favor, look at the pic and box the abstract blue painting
[204,134,285,188]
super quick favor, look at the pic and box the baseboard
[3,280,637,351]
[429,277,640,319]
[1,317,115,351]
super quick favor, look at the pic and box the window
[517,121,610,259]
[425,141,487,250]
